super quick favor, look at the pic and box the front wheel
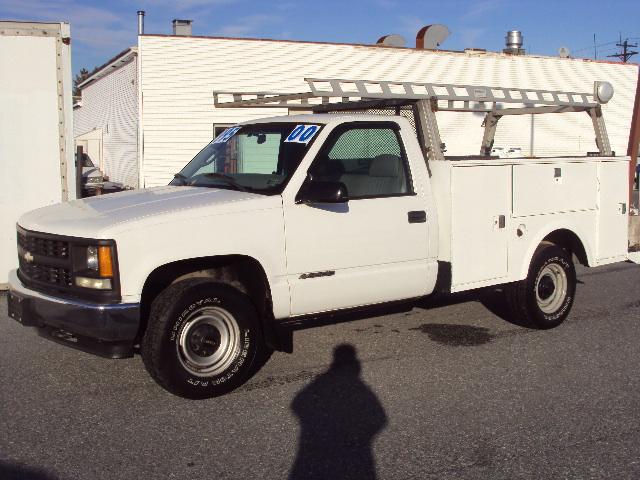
[506,243,577,329]
[141,279,271,399]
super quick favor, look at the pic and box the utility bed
[430,155,629,292]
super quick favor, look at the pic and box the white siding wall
[74,56,138,188]
[138,36,638,188]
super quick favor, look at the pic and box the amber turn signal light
[98,246,114,277]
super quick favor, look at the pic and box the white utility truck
[7,78,640,399]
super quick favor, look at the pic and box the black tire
[506,243,577,329]
[141,278,272,399]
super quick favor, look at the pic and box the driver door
[283,122,431,316]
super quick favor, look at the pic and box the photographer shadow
[289,344,387,480]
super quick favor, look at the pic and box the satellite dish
[416,24,450,49]
[376,34,406,48]
[558,46,571,58]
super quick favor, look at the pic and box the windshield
[171,123,323,194]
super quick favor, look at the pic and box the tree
[73,68,90,97]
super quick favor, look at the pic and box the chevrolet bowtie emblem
[24,251,34,263]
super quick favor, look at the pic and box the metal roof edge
[77,46,137,89]
[139,34,639,68]
[0,20,68,28]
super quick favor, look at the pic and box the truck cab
[8,114,438,397]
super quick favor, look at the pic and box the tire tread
[141,278,272,398]
[505,243,576,329]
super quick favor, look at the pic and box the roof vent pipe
[137,10,145,35]
[503,30,525,55]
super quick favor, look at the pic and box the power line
[572,34,640,57]
[573,40,618,53]
[607,37,638,62]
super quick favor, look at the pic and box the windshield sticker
[213,126,241,144]
[285,125,320,144]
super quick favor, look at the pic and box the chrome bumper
[6,270,139,358]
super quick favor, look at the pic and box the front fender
[113,207,290,318]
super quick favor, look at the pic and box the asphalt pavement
[1,261,639,480]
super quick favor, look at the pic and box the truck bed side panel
[450,165,511,286]
[432,157,629,293]
[596,160,629,263]
[513,162,597,216]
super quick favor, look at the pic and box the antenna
[558,46,570,58]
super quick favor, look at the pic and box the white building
[74,26,640,190]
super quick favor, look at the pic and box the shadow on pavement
[0,460,59,480]
[289,344,387,480]
[410,323,495,346]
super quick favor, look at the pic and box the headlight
[75,245,116,290]
[87,246,99,270]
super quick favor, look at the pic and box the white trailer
[0,21,76,287]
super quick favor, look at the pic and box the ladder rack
[212,77,614,159]
[214,78,607,111]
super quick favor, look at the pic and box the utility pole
[607,37,638,63]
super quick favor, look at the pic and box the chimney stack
[172,19,193,36]
[137,10,145,35]
[503,30,525,55]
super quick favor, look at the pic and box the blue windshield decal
[213,126,241,144]
[285,125,320,144]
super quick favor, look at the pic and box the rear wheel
[141,278,271,399]
[506,243,576,329]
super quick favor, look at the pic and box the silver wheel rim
[535,263,568,314]
[177,306,241,377]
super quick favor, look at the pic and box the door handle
[408,210,427,223]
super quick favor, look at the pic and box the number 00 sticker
[285,125,320,144]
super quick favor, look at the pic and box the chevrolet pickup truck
[7,78,639,398]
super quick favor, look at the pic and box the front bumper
[6,270,139,358]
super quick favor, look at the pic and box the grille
[16,228,119,301]
[17,229,73,289]
[17,231,69,259]
[18,259,73,287]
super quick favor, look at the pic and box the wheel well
[542,229,588,266]
[137,255,272,342]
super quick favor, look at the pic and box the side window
[310,125,412,199]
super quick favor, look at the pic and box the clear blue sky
[1,0,639,75]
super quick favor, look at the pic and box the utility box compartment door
[513,162,597,217]
[451,165,511,288]
[596,160,628,261]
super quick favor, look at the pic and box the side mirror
[298,180,349,204]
